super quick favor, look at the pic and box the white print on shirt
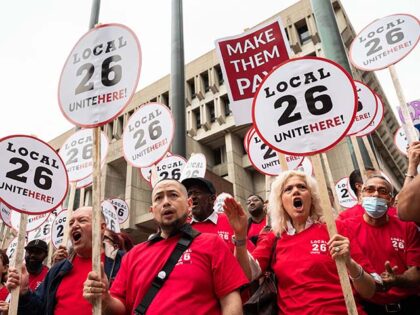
[391,237,405,251]
[218,231,230,241]
[177,248,192,265]
[310,240,328,254]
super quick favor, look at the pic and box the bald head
[152,179,188,199]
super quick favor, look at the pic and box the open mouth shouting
[72,231,82,244]
[293,197,304,211]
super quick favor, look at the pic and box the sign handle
[0,223,5,247]
[361,137,380,170]
[321,153,341,212]
[46,242,53,268]
[277,153,289,172]
[9,213,28,315]
[311,154,358,315]
[350,136,367,183]
[0,226,10,249]
[92,127,102,315]
[389,65,418,143]
[62,181,77,246]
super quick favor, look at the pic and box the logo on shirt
[391,237,405,251]
[217,230,230,241]
[310,240,328,255]
[176,248,192,265]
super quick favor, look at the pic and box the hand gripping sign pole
[252,57,359,315]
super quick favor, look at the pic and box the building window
[221,95,231,116]
[201,71,210,92]
[284,28,290,41]
[207,101,215,123]
[213,145,226,165]
[161,91,169,108]
[187,78,196,98]
[296,20,311,45]
[150,97,157,103]
[215,64,224,85]
[193,107,201,129]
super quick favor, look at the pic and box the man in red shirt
[246,194,267,245]
[182,177,254,252]
[24,239,49,291]
[83,179,248,314]
[344,175,420,314]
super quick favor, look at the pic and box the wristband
[349,264,364,281]
[232,236,246,247]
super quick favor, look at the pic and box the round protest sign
[123,103,174,168]
[247,130,282,176]
[27,214,54,244]
[76,175,93,189]
[335,177,358,209]
[51,209,68,249]
[356,93,384,137]
[397,99,420,134]
[394,126,420,155]
[59,129,109,182]
[58,23,142,127]
[296,157,313,176]
[6,237,19,260]
[151,155,187,187]
[101,200,120,233]
[179,153,207,182]
[347,81,378,136]
[0,135,68,215]
[0,202,12,228]
[110,198,129,224]
[285,155,304,171]
[243,127,254,153]
[139,152,172,185]
[349,14,420,71]
[252,57,357,156]
[11,210,50,232]
[213,192,233,213]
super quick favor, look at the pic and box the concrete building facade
[49,0,407,242]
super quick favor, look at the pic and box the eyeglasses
[362,186,391,197]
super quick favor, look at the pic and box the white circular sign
[356,93,384,137]
[248,130,282,176]
[58,23,142,127]
[394,126,420,155]
[59,129,109,182]
[284,155,304,171]
[110,198,129,224]
[335,177,358,209]
[347,81,378,135]
[6,237,19,260]
[139,152,172,185]
[296,157,313,177]
[349,14,420,71]
[252,57,357,156]
[0,202,12,228]
[27,214,54,244]
[123,103,174,168]
[101,200,120,233]
[243,127,254,153]
[213,193,233,213]
[151,155,187,186]
[0,135,68,214]
[51,209,68,249]
[76,175,93,189]
[179,153,207,182]
[11,210,50,232]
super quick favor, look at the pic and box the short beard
[160,212,189,236]
[250,206,264,218]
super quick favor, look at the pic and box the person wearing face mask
[24,239,49,291]
[343,175,420,315]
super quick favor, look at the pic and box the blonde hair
[269,170,323,235]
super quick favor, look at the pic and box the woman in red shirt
[224,170,377,315]
[0,250,9,313]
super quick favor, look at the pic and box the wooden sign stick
[92,127,102,315]
[62,181,77,246]
[9,213,28,315]
[0,226,10,249]
[321,153,341,212]
[361,137,380,170]
[311,154,358,315]
[350,136,368,184]
[389,65,418,143]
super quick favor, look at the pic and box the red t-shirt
[247,217,267,245]
[110,233,249,315]
[252,222,371,315]
[344,215,420,304]
[190,212,255,252]
[0,286,8,301]
[55,255,104,315]
[28,265,49,291]
[338,204,397,221]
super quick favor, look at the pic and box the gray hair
[269,170,323,235]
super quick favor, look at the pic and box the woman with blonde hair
[224,170,377,315]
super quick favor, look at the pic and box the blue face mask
[362,196,389,218]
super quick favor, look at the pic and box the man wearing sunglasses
[344,175,420,315]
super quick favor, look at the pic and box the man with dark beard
[246,195,267,245]
[83,179,248,315]
[24,239,49,291]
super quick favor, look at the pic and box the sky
[0,0,419,142]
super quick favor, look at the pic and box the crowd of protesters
[0,142,418,314]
